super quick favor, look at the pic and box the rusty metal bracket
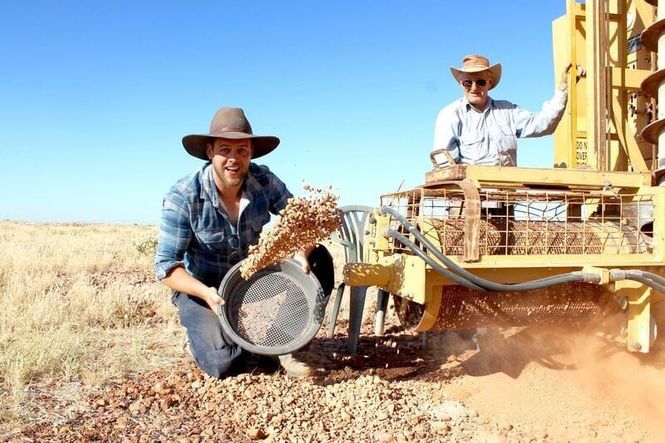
[422,179,481,262]
[430,148,458,169]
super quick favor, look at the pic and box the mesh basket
[217,258,327,355]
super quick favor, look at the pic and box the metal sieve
[217,253,331,356]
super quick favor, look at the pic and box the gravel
[6,319,661,442]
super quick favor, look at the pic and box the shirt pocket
[458,134,486,162]
[195,227,228,252]
[495,121,517,166]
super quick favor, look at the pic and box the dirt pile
[6,317,663,442]
[10,331,486,442]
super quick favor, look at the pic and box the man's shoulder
[246,162,290,200]
[437,98,465,119]
[248,162,281,184]
[249,162,272,177]
[166,164,208,201]
[490,98,518,110]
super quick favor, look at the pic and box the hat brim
[182,133,280,160]
[450,63,502,90]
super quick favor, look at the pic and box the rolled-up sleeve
[154,192,192,281]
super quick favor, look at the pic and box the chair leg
[348,285,369,354]
[374,290,390,336]
[327,283,346,338]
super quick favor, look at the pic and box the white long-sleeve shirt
[432,89,567,167]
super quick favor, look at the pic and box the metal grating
[228,272,310,348]
[432,283,612,329]
[381,187,654,257]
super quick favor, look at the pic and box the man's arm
[161,267,223,310]
[293,245,313,274]
[154,193,223,310]
[432,106,461,167]
[513,63,573,138]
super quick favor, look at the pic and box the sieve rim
[217,258,326,355]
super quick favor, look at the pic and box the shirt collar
[201,163,220,208]
[462,96,494,113]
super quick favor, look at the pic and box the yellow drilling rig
[336,0,665,354]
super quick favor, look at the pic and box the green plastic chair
[327,205,390,354]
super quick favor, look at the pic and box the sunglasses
[228,233,241,263]
[462,79,488,88]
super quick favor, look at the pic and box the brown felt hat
[182,107,280,160]
[450,54,502,90]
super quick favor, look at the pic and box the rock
[246,428,267,440]
[152,382,172,396]
[373,431,395,442]
[430,421,451,434]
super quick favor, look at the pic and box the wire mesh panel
[229,272,310,348]
[218,259,326,355]
[380,187,655,257]
[432,283,614,329]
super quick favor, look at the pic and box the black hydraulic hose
[386,229,485,291]
[622,270,665,289]
[386,229,595,292]
[381,206,600,291]
[609,270,665,294]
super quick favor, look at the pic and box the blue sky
[0,1,568,224]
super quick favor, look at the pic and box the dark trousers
[172,292,241,378]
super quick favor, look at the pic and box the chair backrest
[331,205,374,264]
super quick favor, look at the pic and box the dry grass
[0,221,179,430]
[0,221,369,433]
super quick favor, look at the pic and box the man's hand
[203,286,224,311]
[559,63,573,91]
[293,248,312,274]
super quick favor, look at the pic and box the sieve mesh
[433,283,612,330]
[393,283,618,331]
[227,271,311,348]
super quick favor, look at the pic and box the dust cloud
[439,312,665,440]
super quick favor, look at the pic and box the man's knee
[194,347,242,378]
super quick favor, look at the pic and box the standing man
[432,54,572,167]
[155,107,312,378]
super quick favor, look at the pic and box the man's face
[460,71,493,111]
[206,138,252,189]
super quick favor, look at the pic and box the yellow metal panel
[612,67,650,90]
[610,91,649,172]
[586,0,608,171]
[343,254,428,304]
[553,9,574,168]
[397,255,427,304]
[612,279,653,352]
[415,284,442,332]
[552,1,654,172]
[367,211,391,262]
[343,262,392,288]
[425,165,651,189]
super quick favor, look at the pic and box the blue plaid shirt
[154,162,292,288]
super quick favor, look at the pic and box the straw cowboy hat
[450,54,502,90]
[182,107,280,160]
